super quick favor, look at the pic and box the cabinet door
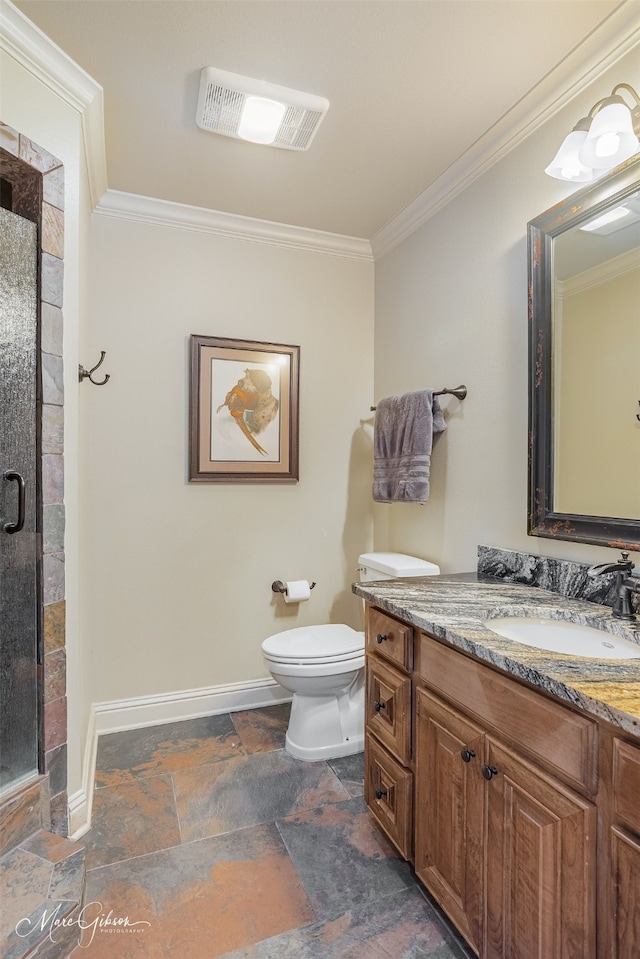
[611,739,640,957]
[414,687,485,954]
[484,738,596,959]
[611,827,640,959]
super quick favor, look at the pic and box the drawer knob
[482,764,499,781]
[376,633,388,644]
[460,748,476,763]
[375,788,388,800]
[373,700,386,712]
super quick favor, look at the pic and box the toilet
[261,552,440,761]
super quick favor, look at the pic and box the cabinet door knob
[374,700,386,712]
[375,788,388,800]
[460,748,476,763]
[376,633,388,644]
[482,764,498,781]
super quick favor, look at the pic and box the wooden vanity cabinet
[414,635,597,959]
[364,602,605,958]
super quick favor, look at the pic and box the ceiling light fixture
[196,68,329,151]
[578,191,640,235]
[545,83,640,183]
[579,206,631,232]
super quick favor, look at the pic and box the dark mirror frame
[527,153,640,550]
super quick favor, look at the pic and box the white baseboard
[93,677,290,735]
[68,677,290,840]
[68,705,97,840]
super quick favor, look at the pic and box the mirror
[528,154,640,549]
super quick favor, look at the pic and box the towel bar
[370,384,467,411]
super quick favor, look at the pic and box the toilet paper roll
[284,580,312,604]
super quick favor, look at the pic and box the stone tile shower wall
[1,124,68,834]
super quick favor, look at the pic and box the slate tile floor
[71,704,475,958]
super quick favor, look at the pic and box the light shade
[544,83,640,183]
[238,97,287,145]
[545,127,593,182]
[579,97,639,169]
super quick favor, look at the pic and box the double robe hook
[79,351,110,386]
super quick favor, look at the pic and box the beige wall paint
[0,51,92,799]
[374,48,640,571]
[86,216,374,703]
[555,265,640,518]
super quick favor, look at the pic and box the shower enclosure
[0,205,41,792]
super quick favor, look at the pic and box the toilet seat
[261,624,364,665]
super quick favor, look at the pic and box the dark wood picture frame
[189,335,300,483]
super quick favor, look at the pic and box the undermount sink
[484,616,640,660]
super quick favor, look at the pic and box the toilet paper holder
[272,580,316,594]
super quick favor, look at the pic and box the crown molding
[558,246,640,297]
[371,2,640,260]
[1,0,369,258]
[0,0,108,206]
[5,0,637,261]
[94,189,374,260]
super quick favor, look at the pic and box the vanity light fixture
[196,68,329,150]
[545,83,640,183]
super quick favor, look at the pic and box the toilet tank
[357,551,440,582]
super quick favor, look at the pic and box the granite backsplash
[477,545,639,615]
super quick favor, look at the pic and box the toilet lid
[261,624,364,664]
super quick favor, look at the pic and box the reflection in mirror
[553,197,640,519]
[528,155,640,549]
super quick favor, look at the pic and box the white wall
[0,47,92,799]
[85,214,374,703]
[374,47,640,571]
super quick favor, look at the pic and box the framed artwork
[189,334,300,483]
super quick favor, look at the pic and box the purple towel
[373,390,446,503]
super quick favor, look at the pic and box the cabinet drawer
[365,732,413,860]
[613,739,640,835]
[419,633,598,795]
[366,606,413,671]
[366,655,412,764]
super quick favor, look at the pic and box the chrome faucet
[587,551,639,621]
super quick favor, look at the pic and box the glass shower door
[0,207,40,792]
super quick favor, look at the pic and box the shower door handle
[3,471,26,534]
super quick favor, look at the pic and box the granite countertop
[353,573,640,738]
